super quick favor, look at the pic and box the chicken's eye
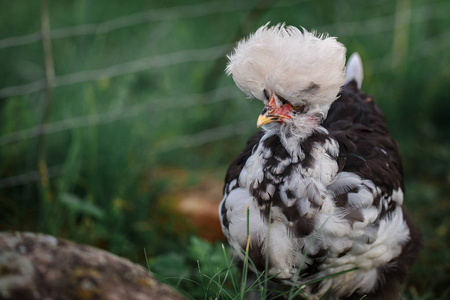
[293,104,305,113]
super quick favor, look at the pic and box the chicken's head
[226,23,347,136]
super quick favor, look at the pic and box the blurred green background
[0,0,449,299]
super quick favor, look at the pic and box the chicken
[219,24,421,299]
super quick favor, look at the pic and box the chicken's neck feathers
[262,122,329,159]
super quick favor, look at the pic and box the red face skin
[257,96,292,127]
[267,97,292,119]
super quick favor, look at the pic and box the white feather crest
[226,23,347,108]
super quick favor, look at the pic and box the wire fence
[0,120,254,189]
[0,44,231,98]
[1,1,448,99]
[0,0,312,50]
[0,86,239,145]
[318,1,449,36]
[0,0,449,189]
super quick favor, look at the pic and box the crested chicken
[219,24,421,299]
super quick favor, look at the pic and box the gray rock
[0,232,185,300]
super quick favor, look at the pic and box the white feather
[224,188,266,246]
[328,172,363,196]
[347,188,374,208]
[345,52,364,89]
[392,188,404,205]
[226,23,346,109]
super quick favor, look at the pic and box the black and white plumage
[219,24,421,299]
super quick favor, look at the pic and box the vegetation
[0,0,449,299]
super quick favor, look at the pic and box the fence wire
[370,28,450,73]
[0,120,253,189]
[0,86,239,145]
[0,0,312,50]
[318,1,450,36]
[0,44,231,99]
[0,165,63,190]
[1,1,448,99]
[0,0,449,190]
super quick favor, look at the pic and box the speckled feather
[219,24,420,300]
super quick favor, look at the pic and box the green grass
[1,0,449,299]
[148,234,360,300]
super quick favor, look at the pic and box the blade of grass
[197,260,206,298]
[289,267,359,299]
[222,244,239,293]
[143,248,152,274]
[202,271,235,300]
[162,276,202,286]
[159,277,199,300]
[303,267,359,287]
[240,235,251,299]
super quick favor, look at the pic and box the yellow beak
[256,96,292,128]
[257,113,277,128]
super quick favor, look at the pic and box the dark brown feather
[323,80,404,194]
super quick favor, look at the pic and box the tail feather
[345,52,363,89]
